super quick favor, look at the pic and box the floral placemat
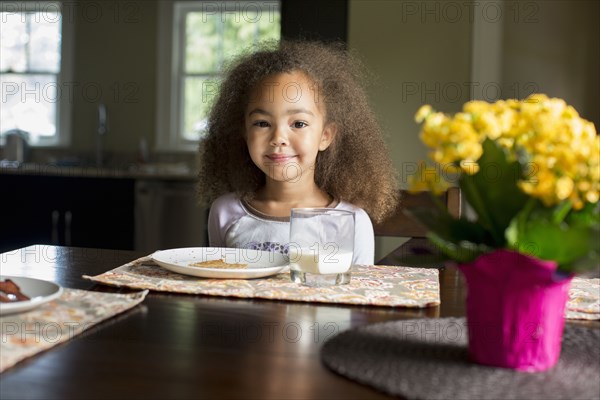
[567,277,600,320]
[0,289,148,373]
[83,256,440,308]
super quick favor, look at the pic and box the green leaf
[563,225,600,273]
[427,233,487,264]
[507,200,599,273]
[460,139,529,246]
[552,201,573,224]
[406,207,494,247]
[566,202,600,227]
[403,196,497,265]
[511,219,594,267]
[506,197,538,247]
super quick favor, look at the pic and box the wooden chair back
[373,187,461,238]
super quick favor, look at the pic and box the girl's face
[244,71,335,185]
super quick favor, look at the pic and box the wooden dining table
[0,241,596,399]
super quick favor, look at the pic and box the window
[0,1,73,147]
[157,1,280,151]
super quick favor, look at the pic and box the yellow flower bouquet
[406,94,599,371]
[407,94,599,274]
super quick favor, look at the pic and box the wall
[70,1,158,156]
[349,0,473,167]
[348,0,473,259]
[501,0,599,127]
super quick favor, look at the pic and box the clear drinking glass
[289,208,355,287]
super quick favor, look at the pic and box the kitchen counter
[0,162,198,181]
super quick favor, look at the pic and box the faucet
[96,103,108,167]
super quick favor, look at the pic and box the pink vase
[457,249,573,372]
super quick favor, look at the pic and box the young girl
[197,41,398,265]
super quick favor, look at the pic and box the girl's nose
[270,126,289,146]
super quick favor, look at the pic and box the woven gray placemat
[321,318,600,400]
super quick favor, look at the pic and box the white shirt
[208,193,375,265]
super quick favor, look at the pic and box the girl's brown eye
[253,121,270,128]
[293,121,307,128]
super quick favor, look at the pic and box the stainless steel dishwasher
[135,180,207,253]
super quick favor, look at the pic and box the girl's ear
[319,122,337,151]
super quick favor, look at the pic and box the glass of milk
[289,208,354,287]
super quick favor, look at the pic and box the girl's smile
[265,153,297,163]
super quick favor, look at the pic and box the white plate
[151,247,289,279]
[0,276,63,315]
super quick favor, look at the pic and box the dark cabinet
[1,175,134,252]
[134,180,207,253]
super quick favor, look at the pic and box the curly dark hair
[197,40,398,223]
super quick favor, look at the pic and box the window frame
[156,0,280,152]
[0,1,73,147]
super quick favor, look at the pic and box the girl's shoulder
[335,201,372,224]
[210,192,245,218]
[212,192,240,206]
[335,200,365,213]
[208,192,248,238]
